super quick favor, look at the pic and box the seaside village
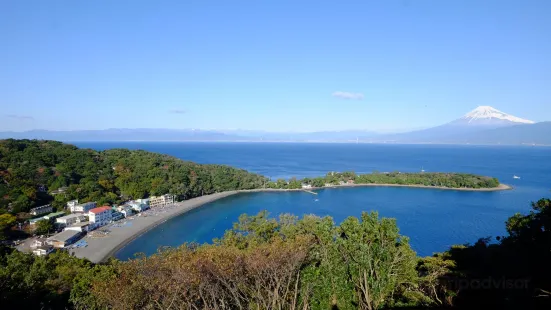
[22,194,175,257]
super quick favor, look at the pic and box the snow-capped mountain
[372,106,537,143]
[450,106,534,126]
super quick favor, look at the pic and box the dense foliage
[269,171,500,190]
[0,139,269,215]
[1,198,549,309]
[0,139,500,219]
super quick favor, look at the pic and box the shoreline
[73,183,511,263]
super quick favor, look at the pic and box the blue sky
[1,0,550,132]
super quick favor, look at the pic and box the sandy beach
[71,183,511,263]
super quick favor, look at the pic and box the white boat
[421,166,425,173]
[513,175,521,179]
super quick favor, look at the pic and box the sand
[71,183,511,263]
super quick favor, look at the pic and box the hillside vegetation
[0,139,500,216]
[0,139,268,214]
[0,199,549,309]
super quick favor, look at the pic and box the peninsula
[2,139,510,263]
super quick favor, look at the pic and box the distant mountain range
[1,106,549,145]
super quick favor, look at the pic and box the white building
[30,204,53,216]
[301,184,313,189]
[135,198,150,206]
[33,246,54,256]
[149,194,175,208]
[70,202,97,213]
[88,206,112,227]
[67,199,79,209]
[56,214,88,227]
[127,201,149,213]
[116,205,133,218]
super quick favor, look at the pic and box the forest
[0,198,549,309]
[0,139,500,218]
[0,139,269,214]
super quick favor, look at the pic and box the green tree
[34,219,54,236]
[0,213,16,240]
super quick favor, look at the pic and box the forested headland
[0,198,549,309]
[0,139,501,218]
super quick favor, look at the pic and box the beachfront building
[30,204,53,216]
[116,205,133,218]
[127,201,149,213]
[56,214,88,227]
[135,198,150,206]
[301,184,313,189]
[112,211,124,221]
[67,199,79,209]
[149,194,175,208]
[88,206,112,227]
[47,230,82,248]
[65,221,94,232]
[70,202,97,213]
[347,179,355,185]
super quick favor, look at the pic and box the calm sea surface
[73,142,551,257]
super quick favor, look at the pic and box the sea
[73,142,551,258]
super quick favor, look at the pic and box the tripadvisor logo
[444,276,530,290]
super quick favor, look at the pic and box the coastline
[72,183,512,263]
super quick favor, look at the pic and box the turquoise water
[74,142,551,257]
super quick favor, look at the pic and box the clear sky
[1,0,550,132]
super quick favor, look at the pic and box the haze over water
[75,142,551,257]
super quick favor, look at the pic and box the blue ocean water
[73,142,551,257]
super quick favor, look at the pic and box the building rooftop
[89,206,112,214]
[30,204,51,211]
[48,230,81,243]
[58,213,86,220]
[44,211,65,219]
[67,221,92,228]
[29,217,46,223]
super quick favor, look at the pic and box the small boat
[314,199,319,202]
[513,175,521,179]
[421,166,425,173]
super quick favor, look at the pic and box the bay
[73,142,551,257]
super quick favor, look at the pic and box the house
[149,194,175,208]
[67,199,79,209]
[127,201,149,213]
[65,221,94,232]
[324,183,333,187]
[301,184,313,189]
[88,206,112,227]
[135,198,150,206]
[347,180,355,185]
[33,246,54,256]
[339,181,346,185]
[116,205,133,217]
[70,202,97,213]
[47,230,82,248]
[43,211,65,221]
[56,214,88,227]
[30,204,53,216]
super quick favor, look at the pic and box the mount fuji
[448,106,534,127]
[370,106,545,144]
